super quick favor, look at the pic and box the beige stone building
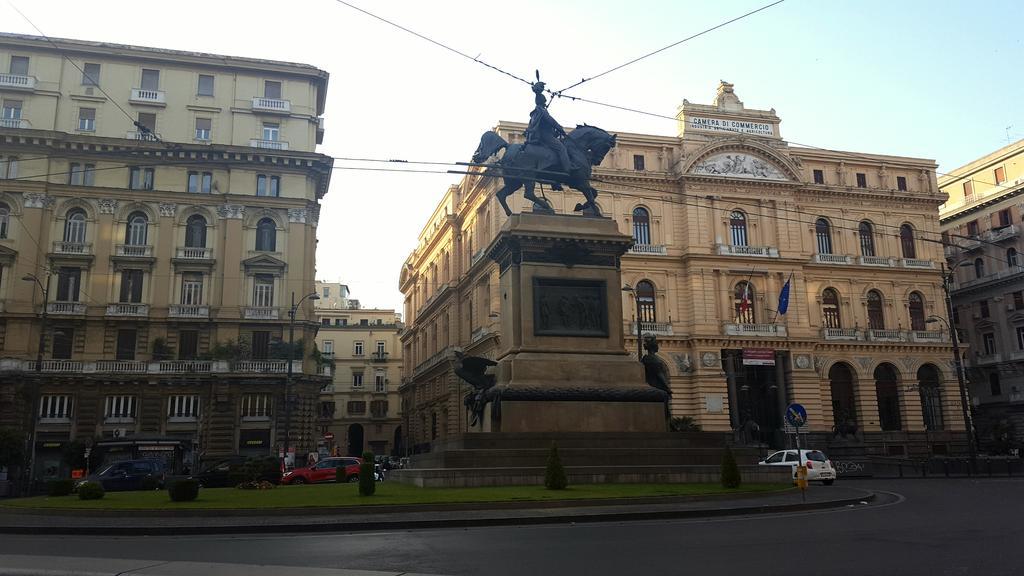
[314,302,403,457]
[399,82,966,460]
[314,280,354,310]
[0,33,331,483]
[938,139,1024,449]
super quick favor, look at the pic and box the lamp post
[622,284,642,362]
[21,272,51,494]
[283,290,319,468]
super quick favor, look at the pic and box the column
[898,376,925,432]
[855,370,882,433]
[724,353,739,429]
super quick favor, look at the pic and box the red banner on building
[742,348,776,366]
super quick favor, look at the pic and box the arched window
[255,217,277,252]
[974,258,985,279]
[1008,247,1019,268]
[64,208,86,244]
[874,363,902,431]
[125,211,148,246]
[734,281,755,324]
[867,289,884,330]
[184,214,207,248]
[815,218,832,255]
[858,221,875,256]
[0,202,9,239]
[829,362,858,432]
[908,292,926,330]
[635,280,656,323]
[899,224,916,259]
[918,364,943,431]
[822,288,841,328]
[730,210,748,247]
[632,207,650,245]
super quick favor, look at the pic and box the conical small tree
[544,442,568,490]
[720,445,741,489]
[359,451,376,496]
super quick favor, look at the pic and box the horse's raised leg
[496,180,521,216]
[522,181,553,213]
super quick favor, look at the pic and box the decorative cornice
[217,204,245,219]
[287,208,307,223]
[23,193,55,209]
[97,198,118,214]
[158,202,177,217]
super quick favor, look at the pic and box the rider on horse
[525,81,571,190]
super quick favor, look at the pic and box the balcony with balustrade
[126,130,161,141]
[0,118,30,129]
[106,303,149,317]
[822,327,861,341]
[975,352,1002,366]
[244,306,280,320]
[909,330,947,343]
[129,88,166,105]
[251,97,292,114]
[986,224,1019,243]
[955,265,1024,292]
[47,301,86,315]
[95,360,147,373]
[0,358,314,375]
[169,304,209,319]
[866,329,905,342]
[175,247,213,261]
[900,258,935,269]
[52,241,92,255]
[628,244,668,255]
[631,321,674,336]
[716,244,779,258]
[115,244,153,257]
[249,138,289,150]
[812,253,853,265]
[723,323,787,337]
[0,73,36,91]
[857,255,894,267]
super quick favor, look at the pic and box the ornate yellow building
[399,82,966,461]
[0,33,331,483]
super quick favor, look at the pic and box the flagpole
[771,272,794,324]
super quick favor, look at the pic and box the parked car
[193,456,282,488]
[758,449,837,485]
[76,459,166,492]
[281,457,362,484]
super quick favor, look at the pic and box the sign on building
[742,348,775,366]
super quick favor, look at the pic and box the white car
[759,449,837,485]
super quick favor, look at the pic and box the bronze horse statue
[471,125,617,217]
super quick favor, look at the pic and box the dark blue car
[77,459,166,491]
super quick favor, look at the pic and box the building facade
[938,139,1024,450]
[399,82,966,459]
[314,280,355,310]
[315,303,403,458]
[0,33,332,483]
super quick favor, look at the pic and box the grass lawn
[0,482,788,511]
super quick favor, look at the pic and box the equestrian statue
[471,77,617,217]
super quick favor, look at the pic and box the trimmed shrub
[77,481,105,500]
[544,442,568,490]
[359,451,376,496]
[720,446,741,489]
[168,479,200,502]
[47,479,74,497]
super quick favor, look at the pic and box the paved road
[1,479,1022,576]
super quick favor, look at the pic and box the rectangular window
[195,117,211,141]
[197,74,214,96]
[352,373,363,389]
[323,287,331,297]
[376,341,386,355]
[140,69,160,90]
[52,327,74,359]
[116,329,137,360]
[251,331,271,360]
[262,123,280,141]
[1017,326,1024,351]
[187,171,213,194]
[856,173,867,188]
[78,108,95,131]
[82,62,100,86]
[39,395,73,420]
[990,374,1002,396]
[347,401,366,414]
[963,180,974,202]
[371,399,388,416]
[264,80,282,99]
[1,156,18,179]
[995,166,1006,185]
[896,176,907,191]
[241,394,271,419]
[119,269,144,303]
[633,154,645,171]
[256,174,280,197]
[104,395,137,421]
[9,55,29,76]
[812,169,824,184]
[983,332,996,355]
[129,167,155,190]
[980,299,990,319]
[2,99,22,120]
[253,275,274,307]
[322,340,334,356]
[999,209,1011,227]
[321,318,331,326]
[168,395,199,420]
[1015,291,1024,311]
[179,330,198,360]
[136,111,156,135]
[181,272,203,305]
[56,267,81,301]
[967,220,980,237]
[354,341,364,356]
[70,163,96,186]
[375,372,386,393]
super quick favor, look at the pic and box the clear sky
[3,0,1022,312]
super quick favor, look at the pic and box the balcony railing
[0,118,30,129]
[47,302,86,315]
[822,327,860,341]
[471,326,493,343]
[813,253,852,265]
[126,130,161,141]
[956,265,1024,291]
[724,323,787,337]
[52,241,91,255]
[176,247,212,259]
[249,138,289,150]
[628,244,668,255]
[169,304,209,319]
[867,329,905,342]
[106,303,149,317]
[3,359,317,375]
[38,360,83,372]
[717,244,779,258]
[0,73,36,90]
[243,306,279,320]
[1010,392,1024,403]
[415,346,452,375]
[631,321,674,336]
[233,360,298,373]
[158,361,212,373]
[115,244,153,257]
[251,97,291,114]
[371,351,390,363]
[129,88,166,104]
[975,353,1002,365]
[986,224,1019,243]
[900,258,935,269]
[908,330,947,343]
[95,360,147,373]
[470,248,486,266]
[317,365,333,376]
[858,255,894,267]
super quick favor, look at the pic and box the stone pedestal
[480,212,667,433]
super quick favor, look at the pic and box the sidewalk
[0,486,874,535]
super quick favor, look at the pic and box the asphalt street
[1,478,1022,576]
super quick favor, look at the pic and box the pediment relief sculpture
[691,152,788,181]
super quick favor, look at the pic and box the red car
[281,457,362,484]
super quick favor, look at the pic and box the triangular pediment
[690,151,789,181]
[242,254,287,270]
[0,244,15,264]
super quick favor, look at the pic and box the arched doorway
[829,362,858,436]
[392,426,403,458]
[874,363,902,431]
[347,423,364,457]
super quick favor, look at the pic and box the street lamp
[21,272,51,494]
[622,284,642,362]
[283,290,319,467]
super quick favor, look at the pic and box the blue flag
[777,276,792,315]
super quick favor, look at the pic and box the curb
[0,490,876,535]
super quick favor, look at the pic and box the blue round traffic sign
[785,403,807,428]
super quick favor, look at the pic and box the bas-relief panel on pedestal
[532,278,608,338]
